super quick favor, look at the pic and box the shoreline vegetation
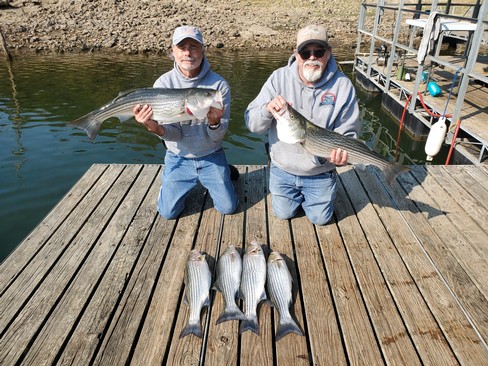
[0,0,363,57]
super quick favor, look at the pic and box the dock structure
[1,164,488,365]
[355,0,488,164]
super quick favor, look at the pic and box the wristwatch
[209,122,221,130]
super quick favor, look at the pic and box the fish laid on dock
[272,105,410,184]
[213,245,245,324]
[266,251,303,341]
[239,241,267,335]
[180,249,212,339]
[70,87,223,141]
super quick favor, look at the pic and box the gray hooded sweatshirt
[244,54,360,176]
[153,58,231,158]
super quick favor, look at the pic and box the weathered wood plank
[56,164,161,366]
[204,165,246,366]
[358,166,488,365]
[398,167,488,301]
[0,164,137,365]
[240,166,273,366]
[0,164,108,294]
[265,166,309,364]
[129,184,208,365]
[331,167,418,365]
[22,164,155,366]
[409,166,488,259]
[291,214,347,365]
[167,185,223,365]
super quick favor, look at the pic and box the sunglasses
[298,48,327,59]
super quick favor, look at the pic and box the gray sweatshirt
[244,54,360,176]
[153,58,231,158]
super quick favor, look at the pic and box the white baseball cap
[172,25,204,46]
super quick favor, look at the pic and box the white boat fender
[425,116,447,161]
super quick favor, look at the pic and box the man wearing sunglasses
[244,24,360,225]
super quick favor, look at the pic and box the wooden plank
[0,164,135,365]
[129,184,208,365]
[167,184,223,365]
[56,164,161,365]
[427,165,488,228]
[342,167,458,365]
[93,199,178,364]
[240,166,273,366]
[204,166,246,366]
[331,167,419,365]
[265,166,309,364]
[0,164,120,335]
[291,214,347,365]
[0,164,107,293]
[398,167,488,300]
[21,164,154,365]
[357,166,488,365]
[409,166,488,259]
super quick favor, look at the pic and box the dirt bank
[0,0,362,55]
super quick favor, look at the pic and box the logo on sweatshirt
[319,91,336,106]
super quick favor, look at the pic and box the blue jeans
[158,149,238,219]
[269,164,337,225]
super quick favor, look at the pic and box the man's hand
[330,148,348,166]
[133,104,164,136]
[266,95,288,115]
[207,106,223,127]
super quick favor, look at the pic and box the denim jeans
[269,164,337,225]
[158,149,238,219]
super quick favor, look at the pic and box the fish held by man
[272,105,410,185]
[213,245,245,324]
[239,241,267,335]
[70,87,223,141]
[266,251,303,341]
[180,249,213,339]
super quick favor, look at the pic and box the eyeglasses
[298,48,327,59]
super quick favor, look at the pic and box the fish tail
[216,305,245,325]
[179,321,203,339]
[69,111,101,142]
[383,163,411,185]
[239,315,260,335]
[276,317,303,341]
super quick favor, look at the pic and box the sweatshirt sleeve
[207,80,231,142]
[332,77,360,139]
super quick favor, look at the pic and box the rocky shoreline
[0,0,362,55]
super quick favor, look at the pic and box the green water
[0,50,439,261]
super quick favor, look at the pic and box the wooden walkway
[1,164,488,365]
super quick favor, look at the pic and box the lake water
[0,49,443,262]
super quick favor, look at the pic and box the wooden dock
[1,164,487,365]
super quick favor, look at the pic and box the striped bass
[213,245,245,324]
[266,251,303,341]
[272,105,410,184]
[180,249,212,338]
[70,87,223,141]
[239,241,267,335]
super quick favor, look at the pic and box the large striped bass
[213,245,245,324]
[239,241,267,335]
[272,105,410,184]
[70,87,223,141]
[180,249,212,339]
[266,251,303,341]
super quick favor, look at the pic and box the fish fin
[212,280,222,293]
[275,317,304,341]
[239,316,260,335]
[354,163,367,171]
[383,164,411,185]
[215,305,245,324]
[179,322,203,339]
[69,111,101,142]
[203,295,211,308]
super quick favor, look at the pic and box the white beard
[302,60,323,82]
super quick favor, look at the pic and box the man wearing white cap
[245,24,360,225]
[133,25,238,219]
